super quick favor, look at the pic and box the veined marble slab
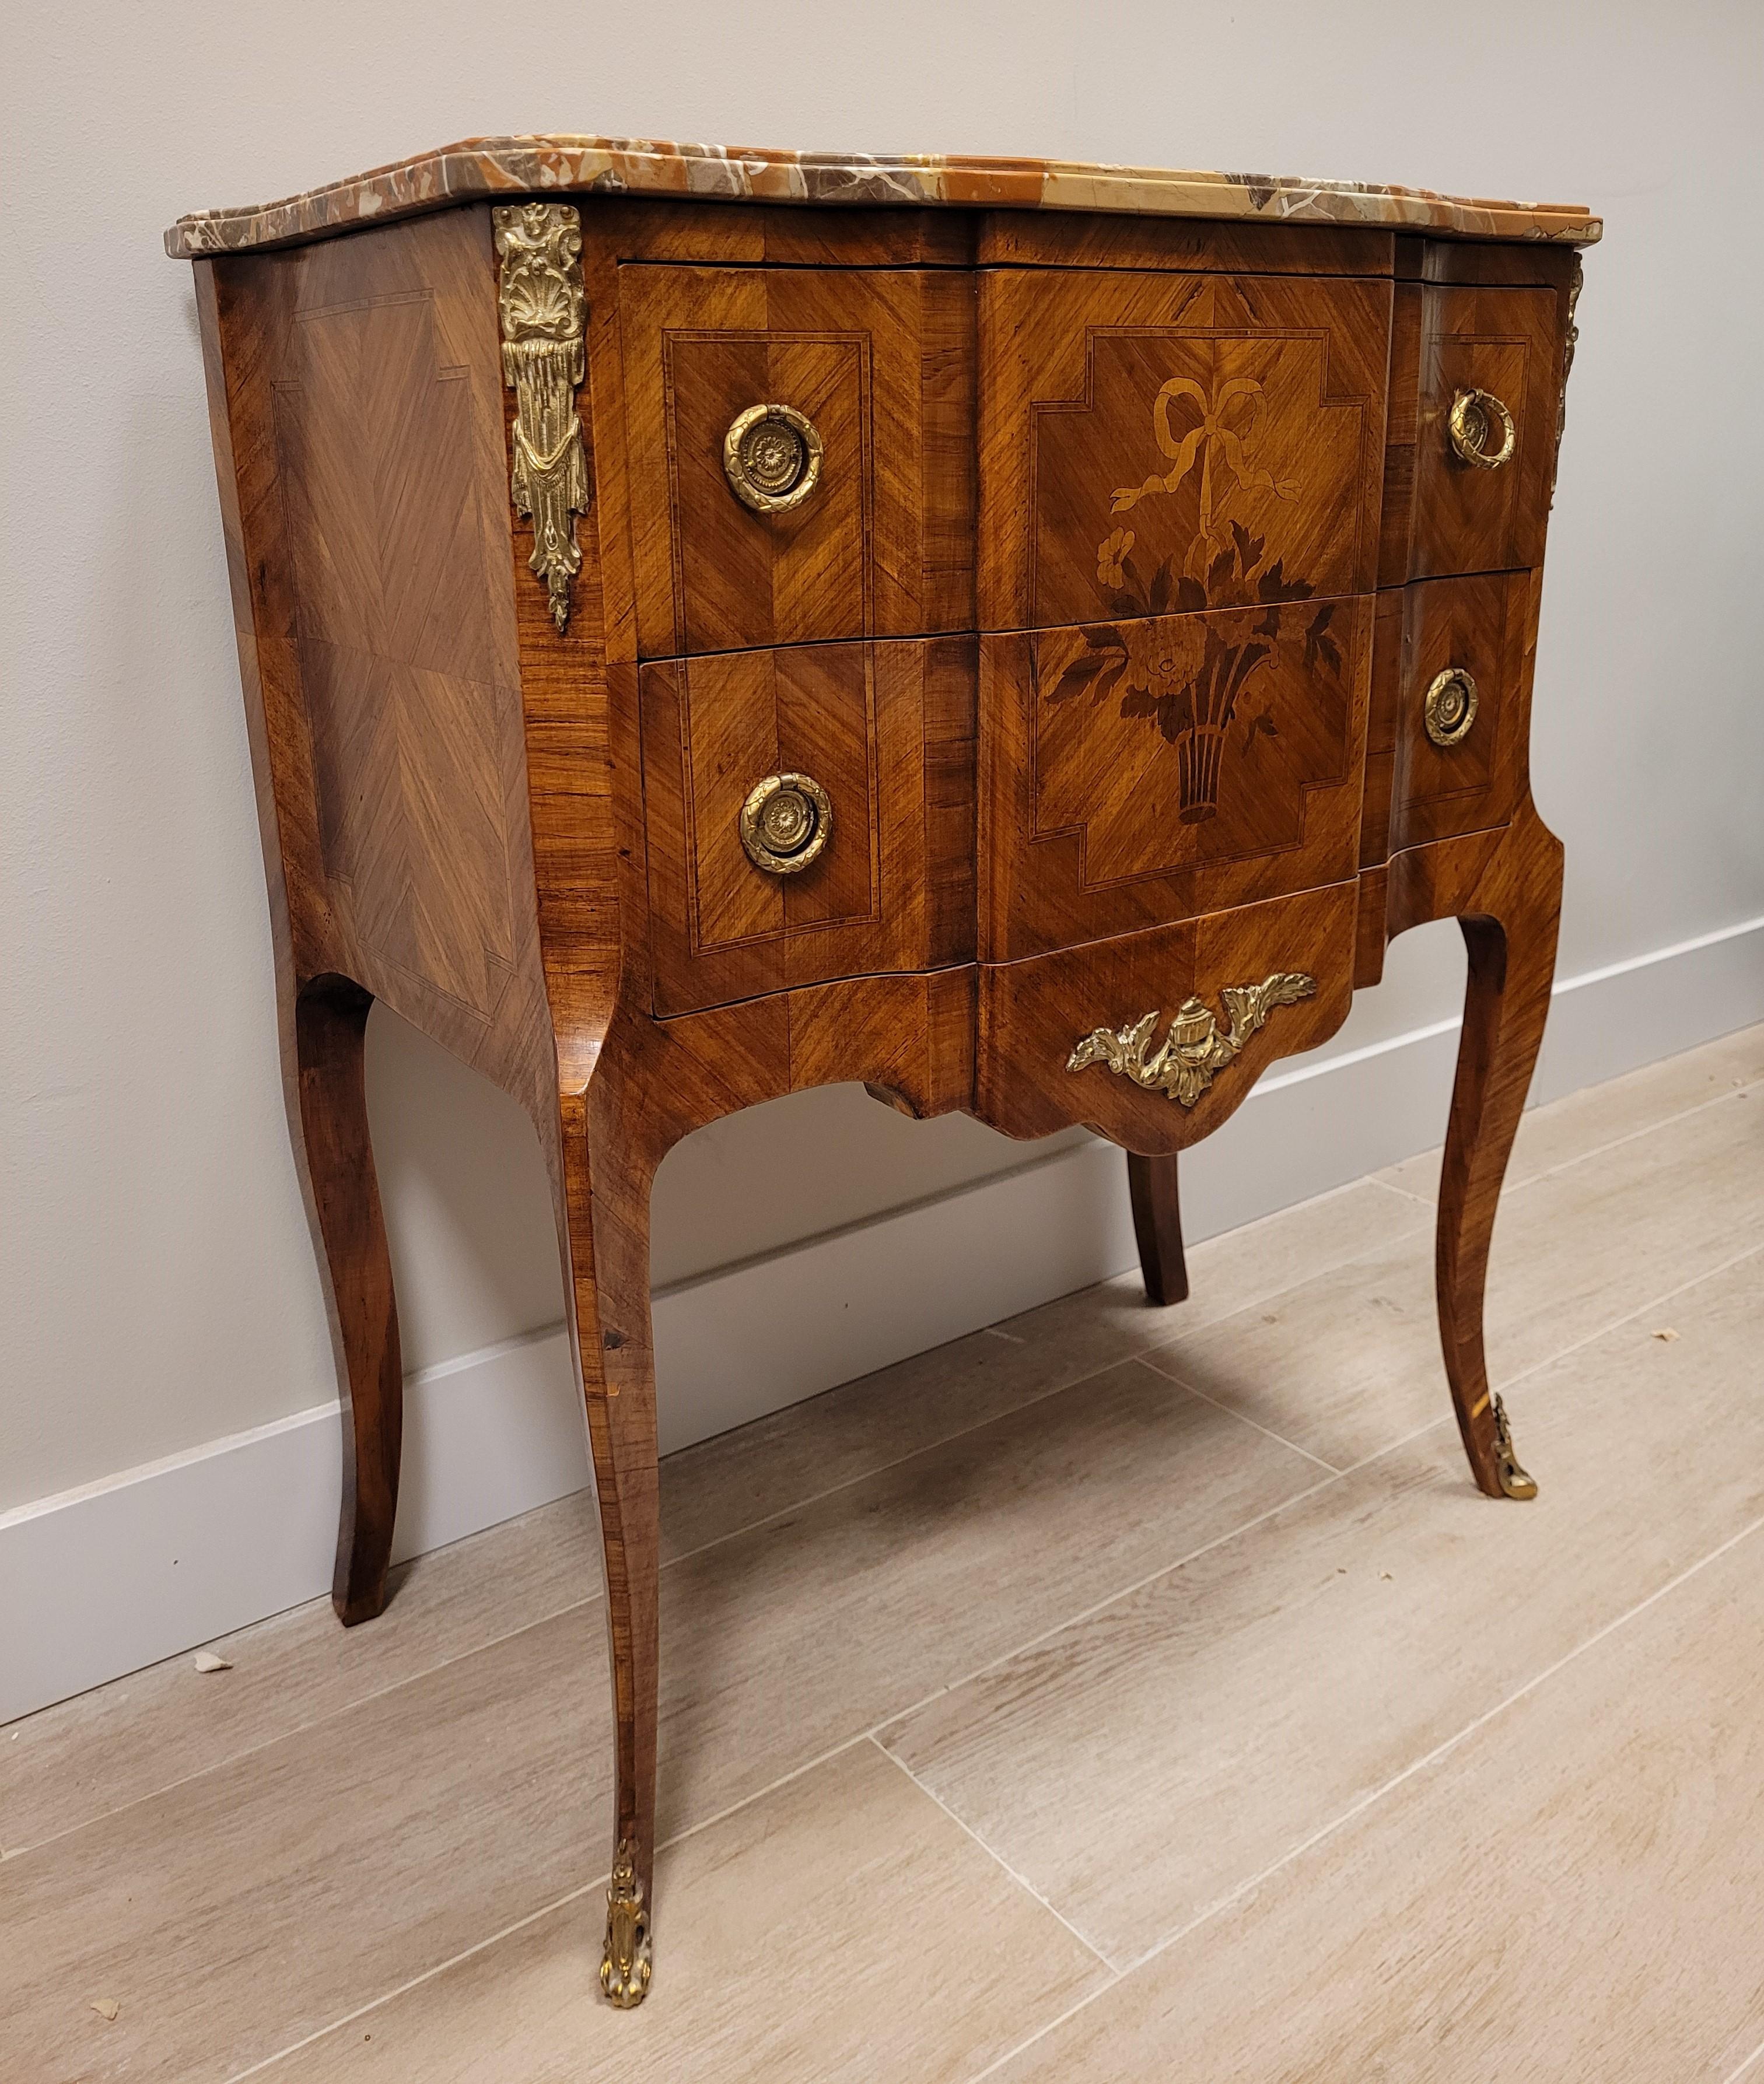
[165,134,1601,257]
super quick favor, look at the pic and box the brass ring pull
[723,403,824,513]
[1448,387,1516,471]
[738,772,832,874]
[1424,667,1479,748]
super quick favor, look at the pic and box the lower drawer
[639,636,975,1016]
[975,881,1356,1151]
[1369,569,1536,858]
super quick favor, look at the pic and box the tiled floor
[6,1025,1764,2083]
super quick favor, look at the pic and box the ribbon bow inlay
[1111,375,1298,575]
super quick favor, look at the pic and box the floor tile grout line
[1136,1358,1345,1473]
[225,1731,878,2082]
[1507,1074,1763,1197]
[1118,1505,1764,1980]
[867,1467,1348,1744]
[961,1982,1126,2084]
[870,1737,1122,1976]
[966,1507,1764,2084]
[1371,1066,1762,1213]
[1723,2033,1764,2084]
[1368,1170,1435,1209]
[656,1191,1432,1574]
[221,1871,612,2082]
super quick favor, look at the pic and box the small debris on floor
[1380,1570,1394,1581]
[191,1651,232,1673]
[90,1998,120,2022]
[1653,1328,1681,1343]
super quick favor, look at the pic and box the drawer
[978,268,1392,631]
[980,594,1374,961]
[1381,284,1563,584]
[1383,570,1537,852]
[619,265,974,657]
[978,881,1356,1149]
[639,636,975,1017]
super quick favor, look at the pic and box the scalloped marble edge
[165,134,1601,257]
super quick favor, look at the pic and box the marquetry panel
[979,593,1372,961]
[976,880,1357,1150]
[640,636,975,1016]
[1382,283,1562,584]
[979,269,1391,632]
[620,265,974,656]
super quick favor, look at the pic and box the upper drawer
[619,265,974,658]
[979,269,1392,632]
[1381,283,1563,584]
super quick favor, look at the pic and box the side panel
[203,209,554,1119]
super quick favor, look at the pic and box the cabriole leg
[291,976,403,1624]
[555,1091,660,2008]
[1432,821,1563,1498]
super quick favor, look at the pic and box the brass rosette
[723,402,823,513]
[738,772,832,875]
[1423,667,1479,749]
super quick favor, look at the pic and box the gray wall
[4,0,1762,1514]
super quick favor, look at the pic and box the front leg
[1392,810,1563,1497]
[554,1086,660,2008]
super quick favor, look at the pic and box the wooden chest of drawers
[171,136,1598,2007]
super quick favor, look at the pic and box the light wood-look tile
[1142,1081,1764,1467]
[882,1247,1764,1965]
[1380,1022,1764,1205]
[260,1742,1109,2084]
[2,1174,1411,1860]
[4,1599,615,2084]
[0,1494,603,1858]
[659,1175,1420,1558]
[2,1360,1311,2081]
[651,1356,1319,1838]
[991,1508,1764,2083]
[992,1174,1424,1354]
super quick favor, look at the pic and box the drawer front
[1388,569,1536,852]
[981,593,1373,961]
[1382,284,1562,584]
[640,636,975,1017]
[979,268,1392,631]
[977,881,1356,1150]
[620,265,974,658]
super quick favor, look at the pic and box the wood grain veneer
[181,161,1590,2005]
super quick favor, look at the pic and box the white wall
[4,2,1762,1533]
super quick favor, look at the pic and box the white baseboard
[5,912,1760,1724]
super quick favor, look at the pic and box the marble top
[165,135,1601,257]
